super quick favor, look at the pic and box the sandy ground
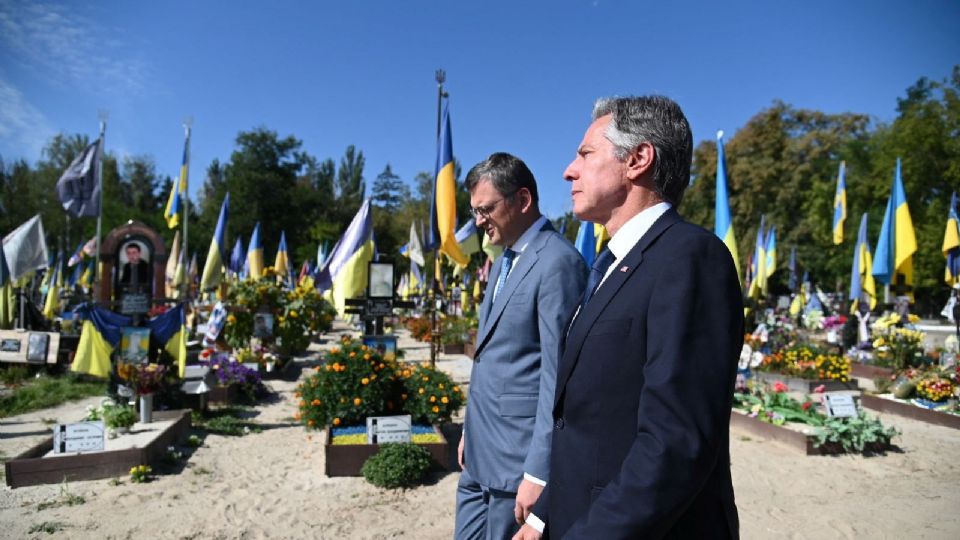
[2,322,959,539]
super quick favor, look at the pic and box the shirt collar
[509,215,549,254]
[607,202,672,261]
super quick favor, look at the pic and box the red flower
[772,381,788,393]
[801,401,812,411]
[813,384,826,394]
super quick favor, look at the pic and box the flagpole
[94,113,107,294]
[181,119,192,301]
[430,69,448,367]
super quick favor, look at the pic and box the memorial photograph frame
[362,335,398,361]
[120,327,151,364]
[368,261,395,299]
[253,312,275,339]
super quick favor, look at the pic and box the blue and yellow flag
[78,259,94,290]
[747,217,767,299]
[247,222,264,279]
[872,158,917,292]
[832,161,847,245]
[850,213,877,311]
[764,225,777,281]
[229,237,246,278]
[71,303,132,378]
[575,220,597,267]
[146,303,187,377]
[42,255,63,320]
[164,128,190,229]
[274,231,290,285]
[428,104,468,266]
[317,199,374,316]
[943,192,960,286]
[200,193,229,291]
[714,131,740,278]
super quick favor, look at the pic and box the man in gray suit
[455,152,587,539]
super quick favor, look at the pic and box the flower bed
[860,392,960,431]
[323,425,450,477]
[753,371,859,393]
[330,425,443,445]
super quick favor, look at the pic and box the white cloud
[0,76,54,161]
[0,0,149,93]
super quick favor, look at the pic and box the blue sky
[1,0,958,219]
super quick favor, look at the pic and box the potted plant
[102,402,137,434]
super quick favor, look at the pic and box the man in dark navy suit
[516,96,743,539]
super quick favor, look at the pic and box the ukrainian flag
[943,192,960,286]
[832,161,847,245]
[575,220,597,267]
[317,199,374,316]
[455,220,481,258]
[71,303,132,378]
[200,193,230,291]
[850,213,877,311]
[0,249,13,329]
[764,225,777,282]
[78,259,94,290]
[714,131,740,278]
[247,222,264,279]
[872,158,917,293]
[274,231,290,285]
[429,104,468,266]
[146,303,187,377]
[747,217,767,299]
[42,255,63,320]
[229,237,246,279]
[164,128,190,229]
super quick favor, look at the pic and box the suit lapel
[554,209,682,405]
[475,223,553,356]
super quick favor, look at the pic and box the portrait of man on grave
[118,240,153,297]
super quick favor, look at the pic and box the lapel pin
[619,266,629,272]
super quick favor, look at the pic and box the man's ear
[517,187,534,213]
[625,142,655,181]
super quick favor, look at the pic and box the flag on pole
[2,215,50,281]
[146,303,188,377]
[164,129,190,229]
[714,131,740,278]
[942,192,960,286]
[78,259,94,290]
[56,139,102,218]
[832,161,847,245]
[747,216,767,299]
[428,103,468,266]
[229,236,246,278]
[764,224,777,282]
[67,241,85,267]
[274,231,290,285]
[454,219,481,259]
[200,193,230,291]
[71,304,132,378]
[247,223,264,279]
[850,213,877,311]
[872,158,917,294]
[575,220,597,267]
[317,199,374,316]
[404,221,426,267]
[166,230,181,297]
[788,247,798,293]
[42,255,63,319]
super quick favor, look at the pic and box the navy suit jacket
[533,209,743,539]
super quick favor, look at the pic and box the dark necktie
[492,248,516,302]
[582,247,615,307]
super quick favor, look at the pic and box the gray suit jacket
[463,222,587,491]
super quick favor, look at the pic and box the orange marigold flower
[354,397,362,406]
[361,377,369,385]
[311,399,321,406]
[432,406,440,413]
[418,388,425,394]
[307,419,315,426]
[429,396,436,403]
[441,396,449,404]
[349,352,356,358]
[333,417,341,426]
[438,383,444,389]
[422,376,429,382]
[364,354,371,360]
[453,386,460,393]
[401,393,408,400]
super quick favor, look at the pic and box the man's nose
[563,160,577,181]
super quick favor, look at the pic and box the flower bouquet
[117,362,168,395]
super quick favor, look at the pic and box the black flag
[56,140,101,217]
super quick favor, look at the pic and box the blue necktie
[582,247,615,307]
[492,248,516,302]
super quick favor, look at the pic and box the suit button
[554,418,564,430]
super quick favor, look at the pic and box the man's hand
[514,479,544,524]
[512,523,543,540]
[457,434,466,470]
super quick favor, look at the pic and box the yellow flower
[354,397,362,406]
[453,386,460,393]
[441,396,449,404]
[349,352,357,358]
[333,417,341,426]
[418,388,425,395]
[432,406,440,413]
[361,377,369,385]
[422,376,430,382]
[429,396,436,403]
[227,314,237,324]
[289,310,298,319]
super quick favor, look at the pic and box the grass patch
[36,480,86,511]
[193,407,261,437]
[0,375,106,418]
[1,365,30,385]
[28,521,67,534]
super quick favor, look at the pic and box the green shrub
[361,443,432,489]
[399,364,464,424]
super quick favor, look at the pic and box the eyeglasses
[469,191,517,219]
